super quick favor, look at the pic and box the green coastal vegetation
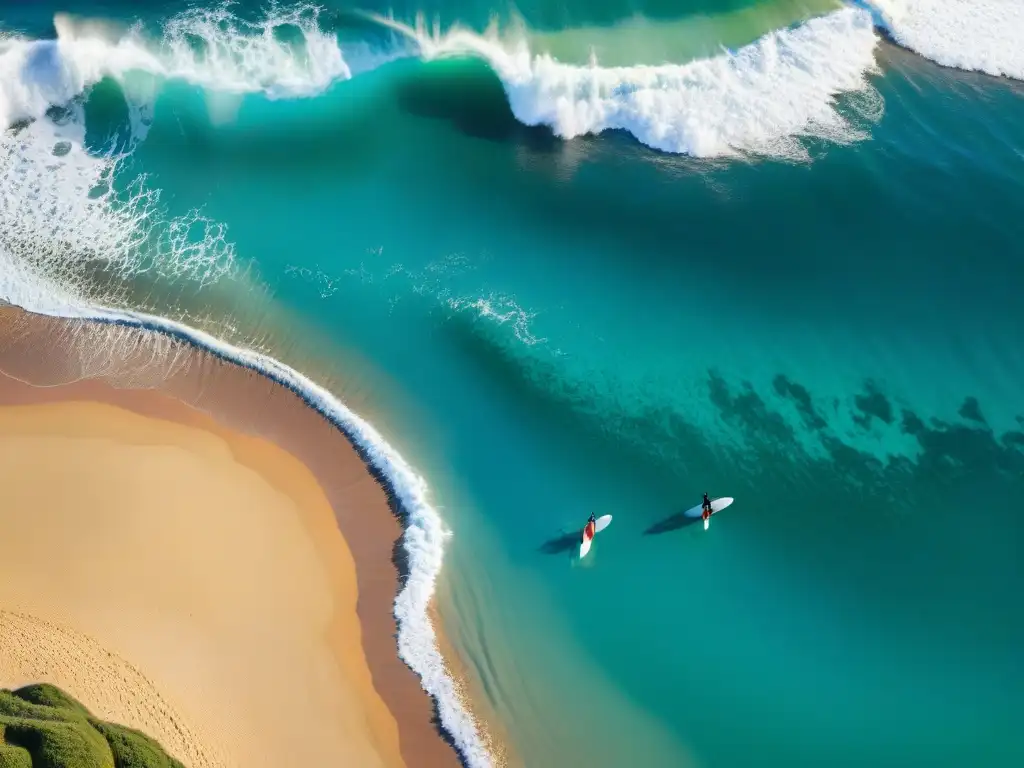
[0,684,183,768]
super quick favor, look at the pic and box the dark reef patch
[708,372,794,446]
[958,396,986,424]
[445,307,1024,503]
[773,373,827,430]
[853,380,893,428]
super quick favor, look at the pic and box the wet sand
[0,304,460,768]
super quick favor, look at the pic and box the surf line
[5,298,496,768]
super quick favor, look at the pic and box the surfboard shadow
[644,513,701,535]
[538,531,582,555]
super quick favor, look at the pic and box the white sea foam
[379,7,882,159]
[155,4,351,96]
[0,3,353,129]
[0,116,236,306]
[865,0,1024,81]
[448,295,548,346]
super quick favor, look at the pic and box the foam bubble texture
[0,3,351,128]
[0,117,236,310]
[867,0,1024,80]
[157,4,350,97]
[448,295,548,346]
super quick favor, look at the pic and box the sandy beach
[0,305,460,768]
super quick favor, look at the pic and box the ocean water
[2,1,1023,767]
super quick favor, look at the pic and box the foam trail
[865,1,1024,81]
[448,295,548,346]
[381,7,881,159]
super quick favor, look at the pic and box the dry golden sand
[0,398,403,768]
[0,609,224,768]
[0,304,462,768]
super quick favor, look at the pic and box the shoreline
[0,392,404,765]
[428,600,514,768]
[0,303,490,767]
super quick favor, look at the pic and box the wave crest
[5,1,1021,161]
[867,0,1024,81]
[156,4,351,96]
[0,2,352,127]
[387,7,882,159]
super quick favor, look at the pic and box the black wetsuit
[702,494,712,514]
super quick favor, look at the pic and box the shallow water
[2,1,1023,765]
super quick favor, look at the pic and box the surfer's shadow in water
[537,531,581,556]
[643,512,702,536]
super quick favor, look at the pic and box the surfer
[583,512,596,542]
[701,493,712,523]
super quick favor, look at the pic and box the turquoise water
[2,1,1023,766]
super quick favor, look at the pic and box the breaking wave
[4,1,1019,160]
[865,0,1024,81]
[0,4,354,127]
[377,6,884,159]
[2,3,890,160]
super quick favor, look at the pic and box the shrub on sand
[0,684,183,768]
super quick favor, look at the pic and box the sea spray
[0,1,354,131]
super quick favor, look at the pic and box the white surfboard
[579,515,613,558]
[580,536,593,558]
[684,496,734,530]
